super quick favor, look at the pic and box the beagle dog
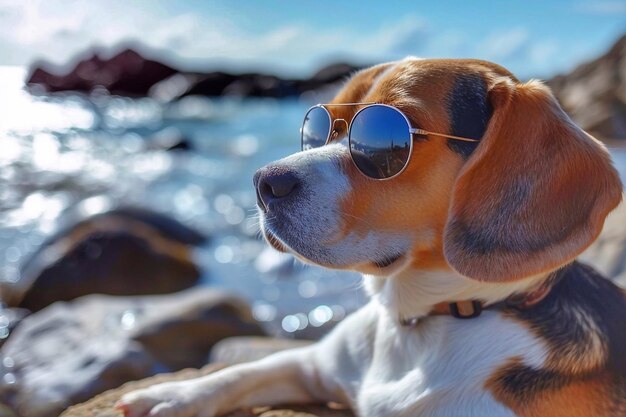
[117,58,626,417]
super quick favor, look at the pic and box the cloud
[376,16,430,55]
[0,1,433,73]
[0,1,587,79]
[528,40,559,64]
[481,28,530,61]
[575,1,626,14]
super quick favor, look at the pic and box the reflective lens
[349,105,412,179]
[301,106,331,151]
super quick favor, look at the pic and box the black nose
[254,167,300,211]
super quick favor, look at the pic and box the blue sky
[0,0,624,79]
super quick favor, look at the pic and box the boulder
[148,127,194,152]
[11,207,205,311]
[26,48,179,96]
[210,336,313,365]
[581,200,626,287]
[60,364,354,417]
[180,72,239,97]
[548,34,626,139]
[0,308,30,349]
[85,207,206,245]
[297,63,360,94]
[179,73,300,99]
[25,44,362,100]
[0,288,265,417]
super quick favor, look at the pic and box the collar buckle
[449,300,483,319]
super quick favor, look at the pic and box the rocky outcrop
[0,288,265,417]
[149,63,361,100]
[181,73,299,98]
[27,49,179,96]
[26,46,360,99]
[547,34,626,139]
[0,308,30,349]
[25,35,626,132]
[210,336,313,365]
[60,364,354,417]
[580,200,626,287]
[9,207,205,312]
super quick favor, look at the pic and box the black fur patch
[447,215,576,256]
[446,74,492,158]
[494,262,626,397]
[495,364,571,401]
[447,175,596,257]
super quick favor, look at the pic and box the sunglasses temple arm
[411,128,480,143]
[320,102,378,106]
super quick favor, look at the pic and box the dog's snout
[254,167,300,211]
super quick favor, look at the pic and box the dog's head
[254,58,622,283]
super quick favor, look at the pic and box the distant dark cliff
[25,34,626,139]
[26,47,361,100]
[547,34,626,140]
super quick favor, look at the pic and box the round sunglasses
[301,103,480,180]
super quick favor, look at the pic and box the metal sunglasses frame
[300,102,480,180]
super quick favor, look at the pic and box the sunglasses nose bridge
[330,118,349,140]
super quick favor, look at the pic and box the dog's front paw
[115,381,215,417]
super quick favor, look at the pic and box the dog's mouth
[261,207,411,272]
[261,226,289,253]
[373,253,405,269]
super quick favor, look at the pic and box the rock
[59,364,354,417]
[11,207,205,311]
[210,336,313,365]
[0,404,18,417]
[86,206,207,245]
[547,34,626,139]
[26,48,178,96]
[297,63,360,93]
[224,75,287,97]
[148,73,201,102]
[181,72,239,97]
[581,199,626,287]
[25,43,362,100]
[182,73,300,99]
[309,63,360,85]
[179,63,359,100]
[0,288,265,417]
[148,127,193,152]
[0,308,30,349]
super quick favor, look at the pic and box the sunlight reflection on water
[0,67,95,133]
[0,66,365,336]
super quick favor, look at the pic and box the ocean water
[1,66,625,336]
[0,67,366,336]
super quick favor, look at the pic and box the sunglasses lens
[349,105,412,179]
[301,107,331,151]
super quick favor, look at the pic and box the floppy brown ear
[443,78,623,282]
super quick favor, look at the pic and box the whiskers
[246,208,266,241]
[331,208,374,229]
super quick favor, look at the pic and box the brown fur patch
[487,359,623,417]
